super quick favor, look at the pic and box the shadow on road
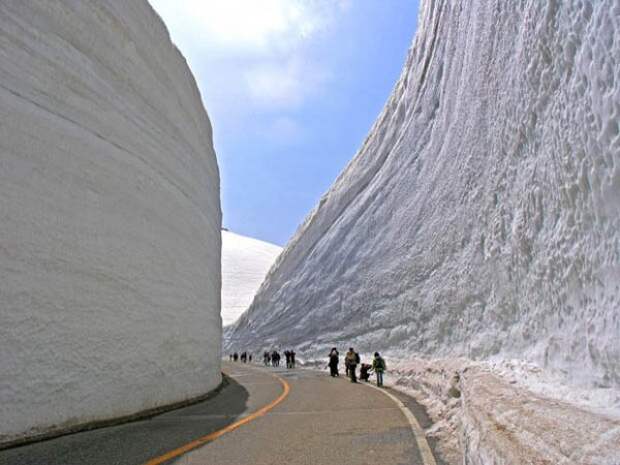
[0,375,249,465]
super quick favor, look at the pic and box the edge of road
[238,363,441,465]
[0,375,230,452]
[143,365,290,465]
[147,363,438,465]
[363,381,438,465]
[297,363,440,465]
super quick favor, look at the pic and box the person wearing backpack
[372,352,386,387]
[345,348,360,383]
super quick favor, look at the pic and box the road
[0,362,440,465]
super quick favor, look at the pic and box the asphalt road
[0,362,439,465]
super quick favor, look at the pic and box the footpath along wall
[0,1,221,445]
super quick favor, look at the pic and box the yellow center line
[143,370,290,465]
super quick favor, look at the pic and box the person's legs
[377,371,383,386]
[350,365,357,382]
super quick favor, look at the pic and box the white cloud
[149,0,348,115]
[150,0,345,54]
[245,57,330,109]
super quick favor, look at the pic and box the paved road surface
[1,362,439,465]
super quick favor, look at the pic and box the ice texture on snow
[0,1,221,444]
[388,358,620,465]
[221,230,282,326]
[227,0,620,391]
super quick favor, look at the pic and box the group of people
[262,350,296,368]
[229,346,386,387]
[328,347,386,386]
[229,351,252,363]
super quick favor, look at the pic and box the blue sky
[149,0,419,245]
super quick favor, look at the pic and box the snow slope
[221,230,282,326]
[226,0,620,461]
[0,1,221,445]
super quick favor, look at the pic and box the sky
[149,0,419,246]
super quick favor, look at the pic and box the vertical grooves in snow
[226,0,620,400]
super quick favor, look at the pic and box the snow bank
[0,1,221,445]
[221,230,282,326]
[227,0,620,461]
[389,358,620,465]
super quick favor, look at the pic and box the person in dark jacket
[328,348,339,377]
[359,363,372,382]
[372,352,386,387]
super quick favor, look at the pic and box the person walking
[345,347,360,383]
[372,352,386,387]
[290,350,296,368]
[264,351,270,366]
[328,348,339,377]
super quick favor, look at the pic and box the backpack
[355,352,360,364]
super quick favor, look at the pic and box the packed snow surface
[227,0,620,460]
[0,1,221,445]
[221,230,282,326]
[388,358,620,465]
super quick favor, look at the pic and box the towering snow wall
[227,0,620,390]
[0,1,221,445]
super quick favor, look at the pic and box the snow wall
[221,230,282,326]
[0,1,221,445]
[227,0,620,391]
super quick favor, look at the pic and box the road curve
[0,362,439,465]
[174,362,435,465]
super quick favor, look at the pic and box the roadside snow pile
[0,1,221,446]
[227,0,620,462]
[222,230,282,326]
[388,358,620,465]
